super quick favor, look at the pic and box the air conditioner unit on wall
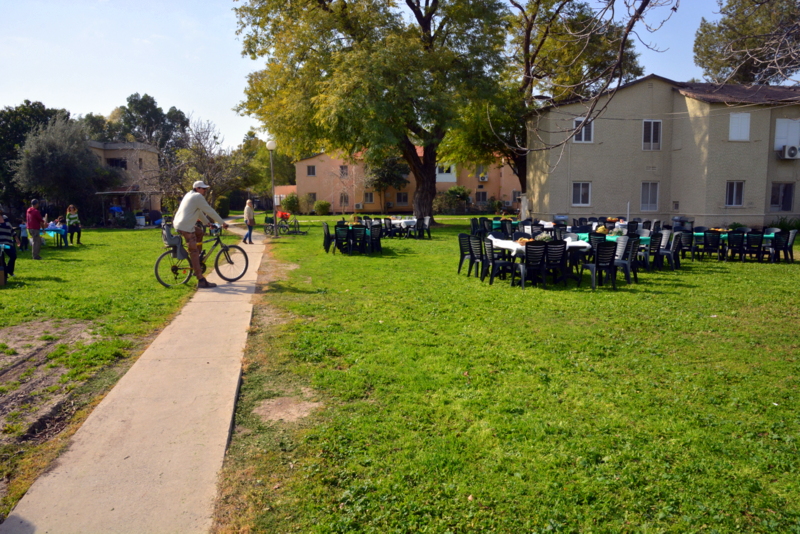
[386,202,394,208]
[354,203,363,209]
[478,175,488,182]
[503,201,512,207]
[779,145,800,159]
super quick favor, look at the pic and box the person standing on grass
[18,221,28,251]
[173,181,228,289]
[66,205,82,245]
[1,208,21,278]
[243,199,255,245]
[26,199,44,260]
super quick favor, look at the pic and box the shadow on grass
[266,281,323,295]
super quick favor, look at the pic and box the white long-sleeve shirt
[173,190,225,232]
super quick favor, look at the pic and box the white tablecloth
[488,236,590,257]
[391,218,417,228]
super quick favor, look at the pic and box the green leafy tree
[694,0,800,84]
[235,0,508,220]
[440,1,645,192]
[0,100,66,209]
[12,116,121,208]
[118,93,190,151]
[364,157,409,212]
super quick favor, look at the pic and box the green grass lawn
[219,220,800,533]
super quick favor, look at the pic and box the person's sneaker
[197,278,217,289]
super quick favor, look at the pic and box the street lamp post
[266,139,278,238]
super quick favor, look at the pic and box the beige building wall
[527,76,800,227]
[88,141,161,212]
[296,153,519,214]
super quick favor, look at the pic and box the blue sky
[0,1,721,149]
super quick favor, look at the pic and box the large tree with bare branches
[439,1,648,192]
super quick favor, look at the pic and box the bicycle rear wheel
[279,221,289,234]
[155,250,192,287]
[215,245,248,281]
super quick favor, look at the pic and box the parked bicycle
[264,211,306,236]
[155,222,248,288]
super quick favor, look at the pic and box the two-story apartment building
[295,152,521,214]
[527,74,800,228]
[88,141,161,212]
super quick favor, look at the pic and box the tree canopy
[235,0,508,219]
[0,100,66,209]
[364,156,410,210]
[694,0,800,85]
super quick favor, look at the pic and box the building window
[642,120,661,150]
[641,182,659,211]
[107,158,127,169]
[308,193,316,202]
[774,118,800,150]
[339,165,348,178]
[729,113,750,141]
[437,165,453,174]
[340,192,349,207]
[572,182,591,206]
[475,191,487,203]
[475,164,485,177]
[512,190,521,203]
[726,181,744,207]
[771,183,794,211]
[396,192,409,206]
[307,165,316,176]
[364,192,374,204]
[573,119,592,143]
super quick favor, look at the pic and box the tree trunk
[511,153,527,194]
[401,137,438,223]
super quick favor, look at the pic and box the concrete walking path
[1,230,263,534]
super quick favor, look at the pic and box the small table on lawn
[491,220,520,231]
[489,237,591,284]
[45,227,68,248]
[576,233,651,246]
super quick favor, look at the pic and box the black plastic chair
[469,218,481,236]
[642,220,652,230]
[578,217,588,226]
[407,218,425,239]
[696,231,723,261]
[501,220,513,238]
[656,232,682,270]
[614,236,640,284]
[639,232,663,270]
[484,239,515,285]
[726,232,746,261]
[322,222,333,253]
[767,231,789,263]
[480,217,492,235]
[652,220,662,233]
[511,241,546,289]
[512,232,532,240]
[333,226,350,255]
[467,235,487,279]
[351,226,368,254]
[544,240,569,287]
[579,241,618,290]
[423,216,432,239]
[744,232,765,262]
[693,226,708,233]
[368,226,382,254]
[587,217,598,223]
[457,233,471,274]
[678,231,695,261]
[626,221,639,234]
[382,218,397,238]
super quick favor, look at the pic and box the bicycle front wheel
[215,245,249,282]
[155,250,192,287]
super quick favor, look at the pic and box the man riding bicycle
[173,180,228,289]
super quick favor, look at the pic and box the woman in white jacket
[243,199,255,245]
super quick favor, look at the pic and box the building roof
[87,140,159,153]
[674,83,800,105]
[538,73,800,111]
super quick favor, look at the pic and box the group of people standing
[0,200,83,280]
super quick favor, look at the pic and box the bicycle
[264,215,289,235]
[155,223,249,288]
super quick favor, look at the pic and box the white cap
[193,181,210,189]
